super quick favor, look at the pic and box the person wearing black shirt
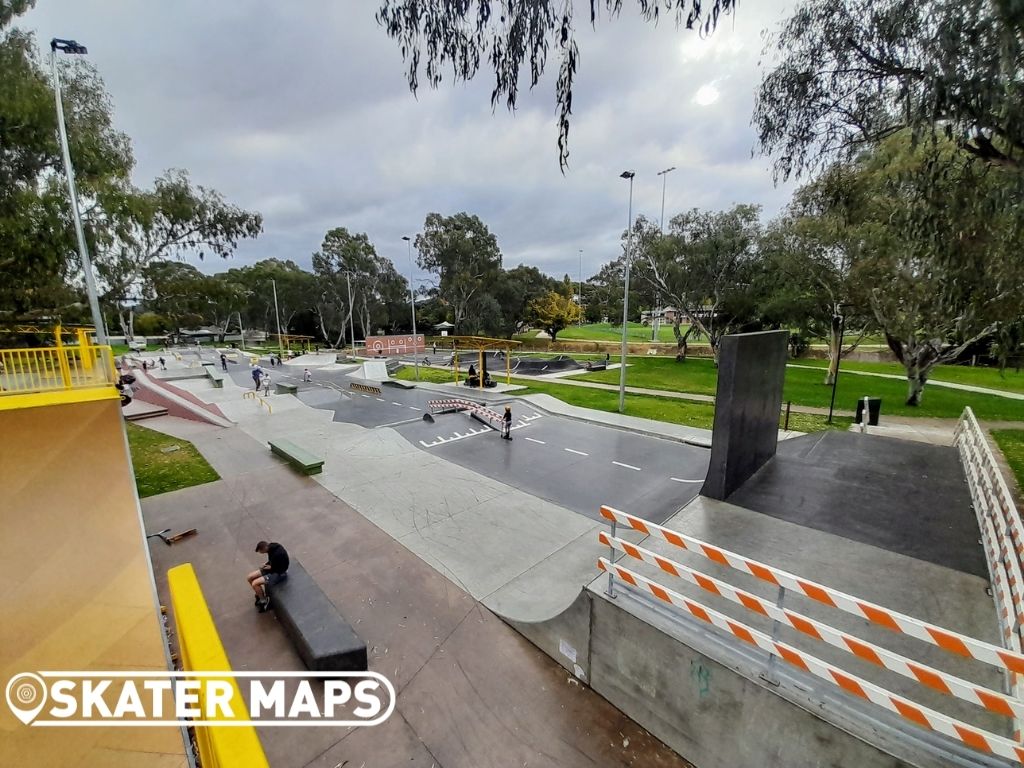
[247,540,290,612]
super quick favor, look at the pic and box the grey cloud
[24,0,794,282]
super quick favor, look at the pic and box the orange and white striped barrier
[600,531,1023,721]
[600,504,1024,676]
[598,557,1024,764]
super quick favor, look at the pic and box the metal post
[827,313,845,424]
[862,395,870,434]
[619,172,635,414]
[271,279,283,358]
[404,237,420,381]
[578,248,583,326]
[606,520,618,597]
[762,585,786,685]
[51,45,106,345]
[345,272,356,357]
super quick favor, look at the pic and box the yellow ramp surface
[0,399,186,767]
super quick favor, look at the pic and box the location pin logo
[5,673,48,725]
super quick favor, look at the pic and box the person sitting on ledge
[466,364,479,387]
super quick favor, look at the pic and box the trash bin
[855,397,882,426]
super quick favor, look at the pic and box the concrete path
[140,428,690,768]
[787,363,1024,400]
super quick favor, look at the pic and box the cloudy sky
[22,0,796,284]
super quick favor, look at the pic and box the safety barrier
[168,563,269,768]
[350,381,382,396]
[0,345,115,396]
[599,505,1024,764]
[956,407,1024,653]
[427,398,502,428]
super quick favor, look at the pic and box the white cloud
[21,0,795,281]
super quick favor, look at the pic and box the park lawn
[392,365,850,433]
[126,423,219,498]
[557,322,685,344]
[992,430,1024,494]
[792,358,1024,394]
[573,356,1024,421]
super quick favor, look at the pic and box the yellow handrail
[0,345,116,396]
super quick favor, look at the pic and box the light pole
[271,279,283,357]
[657,166,676,235]
[578,248,584,326]
[401,236,420,381]
[619,171,635,414]
[51,38,106,345]
[653,166,676,342]
[345,271,356,357]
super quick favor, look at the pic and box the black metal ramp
[725,430,986,578]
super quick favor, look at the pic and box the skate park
[4,329,1022,768]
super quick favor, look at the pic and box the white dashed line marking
[375,398,385,402]
[564,448,588,456]
[613,461,642,471]
[671,477,703,484]
[392,402,403,406]
[361,394,371,398]
[524,437,545,444]
[408,406,421,410]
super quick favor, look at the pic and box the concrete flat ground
[224,360,708,525]
[396,410,709,524]
[141,445,692,768]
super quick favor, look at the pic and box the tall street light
[401,236,420,381]
[619,171,636,414]
[657,166,676,235]
[578,248,584,326]
[51,38,106,345]
[653,166,676,343]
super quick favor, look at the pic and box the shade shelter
[447,336,522,389]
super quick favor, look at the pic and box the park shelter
[448,335,522,389]
[434,321,455,337]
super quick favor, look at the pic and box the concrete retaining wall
[503,586,1002,768]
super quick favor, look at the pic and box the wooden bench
[267,559,367,672]
[268,439,324,475]
[276,382,298,395]
[202,364,225,388]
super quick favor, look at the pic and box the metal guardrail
[0,345,116,395]
[599,505,1024,764]
[955,406,1024,737]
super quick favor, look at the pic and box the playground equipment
[446,336,522,389]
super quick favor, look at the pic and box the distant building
[641,307,681,325]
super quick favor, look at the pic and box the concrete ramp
[358,360,389,381]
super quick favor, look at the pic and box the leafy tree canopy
[377,0,734,169]
[755,0,1024,180]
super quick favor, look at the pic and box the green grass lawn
[992,430,1024,493]
[126,423,219,498]
[555,322,685,343]
[393,365,851,433]
[792,358,1024,394]
[573,357,1024,421]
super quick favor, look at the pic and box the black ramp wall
[701,330,789,500]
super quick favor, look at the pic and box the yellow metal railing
[0,345,116,396]
[168,563,270,768]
